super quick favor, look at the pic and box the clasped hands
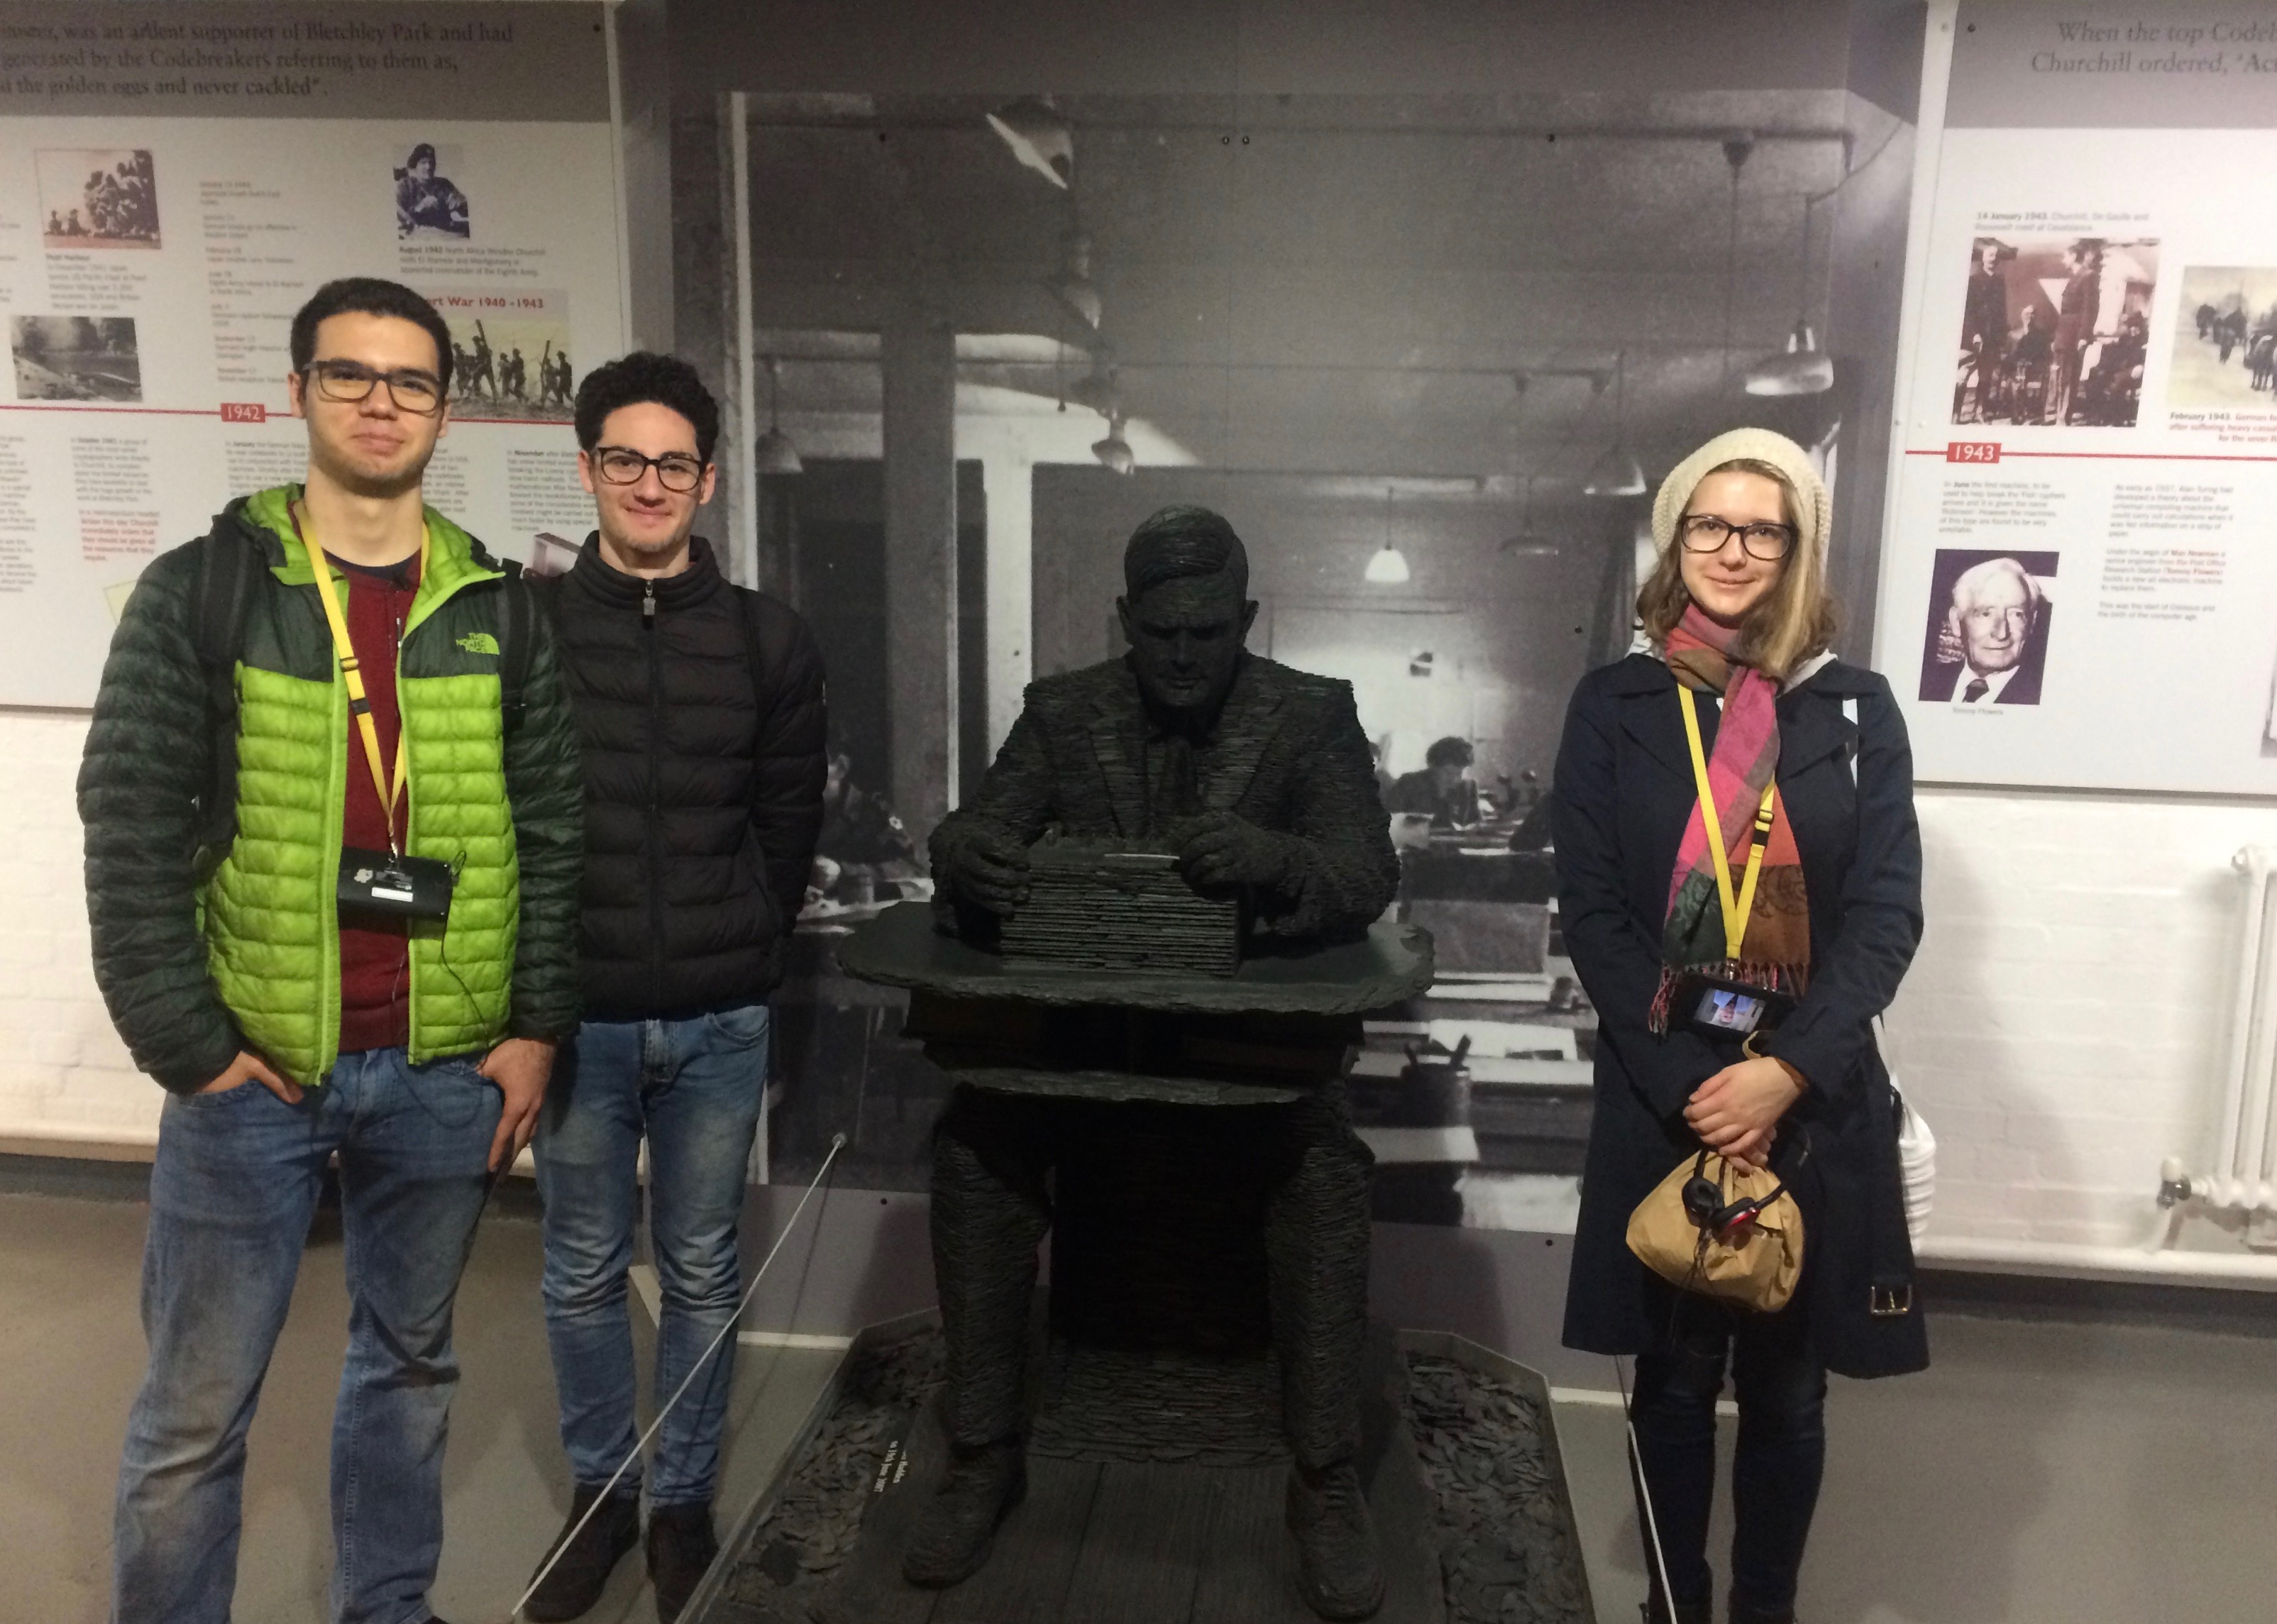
[1683,1054,1804,1174]
[938,811,1294,917]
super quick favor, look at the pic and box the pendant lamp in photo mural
[1746,194,1835,396]
[1584,352,1646,498]
[986,97,1074,189]
[1364,487,1411,584]
[1067,345,1120,415]
[1091,410,1135,475]
[1049,230,1103,331]
[755,355,802,476]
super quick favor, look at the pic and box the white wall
[0,710,153,1149]
[1895,788,2277,1256]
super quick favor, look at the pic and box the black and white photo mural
[671,3,1924,1227]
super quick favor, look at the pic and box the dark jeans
[930,1081,1373,1468]
[532,1005,770,1508]
[113,1049,501,1624]
[1629,1286,1827,1619]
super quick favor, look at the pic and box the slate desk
[837,900,1436,1354]
[836,899,1437,1110]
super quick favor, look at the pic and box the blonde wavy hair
[1636,456,1838,681]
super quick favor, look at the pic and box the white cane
[1614,1354,1680,1623]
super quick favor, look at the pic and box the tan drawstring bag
[1626,1148,1805,1313]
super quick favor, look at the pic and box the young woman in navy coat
[1551,429,1926,1624]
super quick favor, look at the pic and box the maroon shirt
[334,553,419,1054]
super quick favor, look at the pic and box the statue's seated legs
[907,1083,1386,1620]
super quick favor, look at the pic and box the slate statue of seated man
[915,504,1401,1619]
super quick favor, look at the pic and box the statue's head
[1117,505,1259,719]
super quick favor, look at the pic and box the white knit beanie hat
[1649,427,1830,560]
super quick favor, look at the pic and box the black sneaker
[648,1500,720,1623]
[522,1484,641,1623]
[1286,1461,1384,1620]
[900,1440,1027,1588]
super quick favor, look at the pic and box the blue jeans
[534,1005,769,1507]
[113,1047,503,1624]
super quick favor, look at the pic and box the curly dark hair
[290,277,453,393]
[573,350,720,464]
[1425,736,1474,770]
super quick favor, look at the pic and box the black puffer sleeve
[746,592,828,934]
[500,578,586,1041]
[77,540,243,1094]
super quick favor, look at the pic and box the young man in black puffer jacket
[521,353,825,1623]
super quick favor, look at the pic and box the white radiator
[2168,846,2277,1215]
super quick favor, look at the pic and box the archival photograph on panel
[1953,234,2157,428]
[1918,548,2058,707]
[720,68,1919,1227]
[2170,266,2277,409]
[10,316,142,402]
[394,140,470,240]
[427,290,573,420]
[36,149,159,249]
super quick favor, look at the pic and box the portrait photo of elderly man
[1917,549,2057,707]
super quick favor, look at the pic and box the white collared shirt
[1949,662,2021,705]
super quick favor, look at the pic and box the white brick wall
[6,706,2275,1263]
[0,712,157,1146]
[1894,788,2277,1252]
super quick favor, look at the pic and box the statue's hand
[932,819,1031,917]
[1176,809,1294,890]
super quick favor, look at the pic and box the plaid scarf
[1650,604,1812,1032]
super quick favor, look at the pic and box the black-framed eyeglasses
[302,358,446,416]
[1678,514,1795,560]
[593,446,708,493]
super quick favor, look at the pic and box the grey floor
[0,1189,839,1624]
[8,1186,2277,1623]
[1555,1312,2277,1623]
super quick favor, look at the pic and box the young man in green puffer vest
[79,277,583,1624]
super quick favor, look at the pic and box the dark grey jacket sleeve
[931,697,1064,853]
[1255,683,1401,940]
[77,543,243,1093]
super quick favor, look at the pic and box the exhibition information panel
[1883,1,2277,794]
[0,1,626,707]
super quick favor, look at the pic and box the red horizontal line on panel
[0,406,571,428]
[1908,447,2277,462]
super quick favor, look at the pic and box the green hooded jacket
[79,486,583,1092]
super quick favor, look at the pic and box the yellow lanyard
[302,512,427,856]
[1677,685,1777,959]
